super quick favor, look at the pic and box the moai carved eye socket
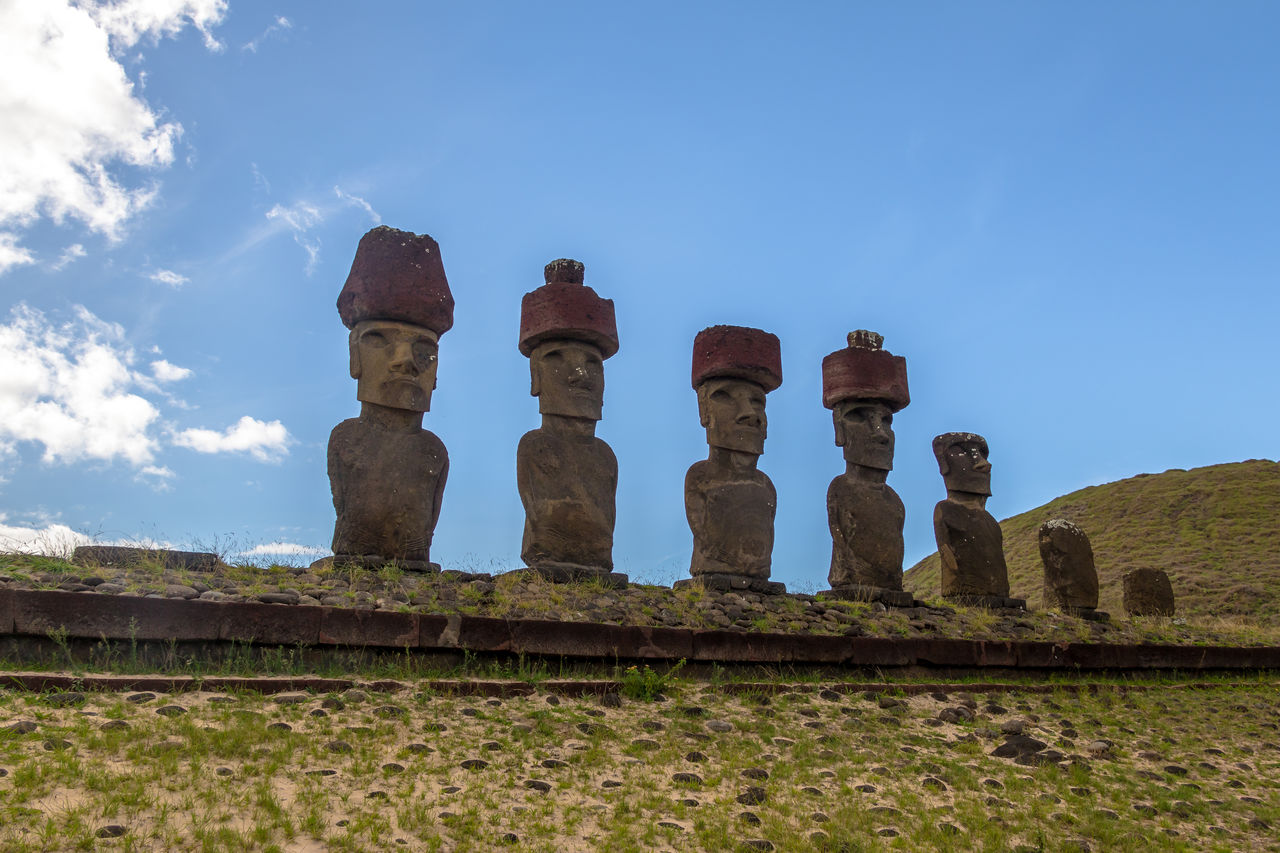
[362,330,388,348]
[412,340,438,368]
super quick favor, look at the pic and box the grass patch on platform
[0,680,1277,851]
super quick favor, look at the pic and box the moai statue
[1039,518,1109,621]
[515,259,626,587]
[932,432,1025,608]
[819,330,915,607]
[1123,568,1176,617]
[677,325,785,595]
[325,226,454,571]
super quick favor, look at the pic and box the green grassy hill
[904,459,1280,622]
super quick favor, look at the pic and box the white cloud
[135,463,175,490]
[334,186,381,223]
[0,233,35,274]
[240,541,328,557]
[242,15,292,53]
[172,415,292,462]
[148,268,189,287]
[266,201,323,273]
[0,519,93,557]
[49,243,87,271]
[0,1,227,273]
[150,359,191,382]
[0,303,161,466]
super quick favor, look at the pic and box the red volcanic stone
[691,325,782,391]
[337,226,454,334]
[518,259,618,357]
[821,330,909,411]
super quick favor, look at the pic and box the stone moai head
[337,226,454,412]
[933,432,992,496]
[822,330,910,471]
[692,325,782,456]
[519,259,618,421]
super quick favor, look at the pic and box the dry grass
[1,678,1278,851]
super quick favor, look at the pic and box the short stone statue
[1123,568,1176,617]
[932,432,1024,608]
[515,259,625,587]
[678,325,785,594]
[326,226,454,570]
[1039,518,1108,621]
[819,330,914,607]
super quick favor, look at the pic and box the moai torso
[685,459,776,579]
[933,499,1009,598]
[827,476,904,590]
[329,418,448,562]
[518,428,617,571]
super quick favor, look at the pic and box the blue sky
[2,2,1277,590]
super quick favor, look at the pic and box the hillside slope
[903,459,1280,622]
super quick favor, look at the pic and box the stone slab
[821,585,916,608]
[318,607,420,647]
[675,574,786,595]
[219,600,321,645]
[72,545,220,572]
[0,589,12,635]
[324,555,440,573]
[13,591,217,642]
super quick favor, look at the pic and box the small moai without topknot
[1123,568,1176,617]
[1038,518,1108,621]
[931,432,1025,609]
[676,325,785,595]
[324,226,454,571]
[818,330,914,607]
[513,259,626,588]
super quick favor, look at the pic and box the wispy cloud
[0,1,228,275]
[334,186,381,223]
[242,15,292,53]
[172,415,292,462]
[135,463,175,491]
[266,201,323,273]
[148,268,189,288]
[49,244,87,271]
[0,233,35,275]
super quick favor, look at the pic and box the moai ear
[696,385,710,428]
[832,408,846,447]
[529,359,541,397]
[349,334,362,380]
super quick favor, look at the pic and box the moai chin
[677,325,786,595]
[514,259,626,587]
[931,432,1025,608]
[819,331,914,607]
[1039,518,1109,621]
[324,226,454,571]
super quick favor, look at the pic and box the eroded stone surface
[932,433,1017,605]
[685,327,782,590]
[516,260,621,581]
[327,226,453,569]
[1039,519,1101,614]
[1123,568,1176,617]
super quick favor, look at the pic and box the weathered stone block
[1123,568,1176,617]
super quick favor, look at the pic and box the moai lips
[679,325,785,595]
[514,259,625,588]
[820,331,913,607]
[325,226,454,571]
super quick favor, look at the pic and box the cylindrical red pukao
[518,259,619,358]
[691,325,782,391]
[336,226,454,335]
